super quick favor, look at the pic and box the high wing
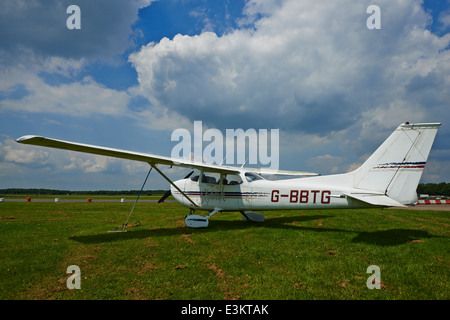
[16,135,240,174]
[15,135,318,176]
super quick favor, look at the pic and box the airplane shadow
[70,214,443,247]
[351,228,436,246]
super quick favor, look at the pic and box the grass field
[0,200,449,300]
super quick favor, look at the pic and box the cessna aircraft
[16,122,440,228]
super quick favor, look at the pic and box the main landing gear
[185,209,265,228]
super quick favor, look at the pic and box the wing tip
[16,135,35,142]
[16,135,44,144]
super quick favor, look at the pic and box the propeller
[158,171,194,203]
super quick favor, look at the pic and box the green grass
[0,201,449,300]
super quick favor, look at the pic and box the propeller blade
[158,190,171,203]
[158,170,194,203]
[183,171,194,179]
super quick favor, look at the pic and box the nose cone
[170,179,186,204]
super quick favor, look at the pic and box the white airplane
[16,122,441,228]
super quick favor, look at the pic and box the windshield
[245,172,264,182]
[190,170,200,182]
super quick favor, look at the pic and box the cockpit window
[245,172,264,182]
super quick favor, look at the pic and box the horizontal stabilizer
[344,193,406,207]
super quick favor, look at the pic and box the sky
[1,0,450,191]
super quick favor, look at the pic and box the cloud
[0,0,155,65]
[0,0,190,132]
[130,0,450,137]
[421,158,450,183]
[438,7,450,31]
[0,137,103,172]
[307,154,344,174]
[0,62,129,116]
[0,136,180,190]
[189,7,216,33]
[0,138,49,167]
[1,0,449,188]
[126,86,192,131]
[126,0,450,183]
[0,65,191,131]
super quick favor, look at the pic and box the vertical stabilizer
[352,123,441,204]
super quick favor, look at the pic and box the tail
[351,122,441,205]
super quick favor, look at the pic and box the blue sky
[1,0,450,191]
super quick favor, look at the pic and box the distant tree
[441,183,450,197]
[416,183,450,197]
[436,182,446,195]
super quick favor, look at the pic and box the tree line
[416,183,450,197]
[0,188,167,196]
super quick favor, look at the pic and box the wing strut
[110,166,152,233]
[150,164,199,208]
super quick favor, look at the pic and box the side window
[223,174,243,185]
[201,172,220,185]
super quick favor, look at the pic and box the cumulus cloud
[0,0,155,64]
[0,64,191,132]
[130,0,450,137]
[438,8,450,31]
[0,0,181,129]
[1,137,103,172]
[0,0,194,132]
[126,85,193,131]
[0,135,191,190]
[0,138,49,167]
[307,154,343,174]
[2,0,449,187]
[0,70,130,116]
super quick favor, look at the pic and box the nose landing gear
[185,208,221,228]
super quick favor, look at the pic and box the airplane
[16,122,441,228]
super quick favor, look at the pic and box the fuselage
[171,170,375,211]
